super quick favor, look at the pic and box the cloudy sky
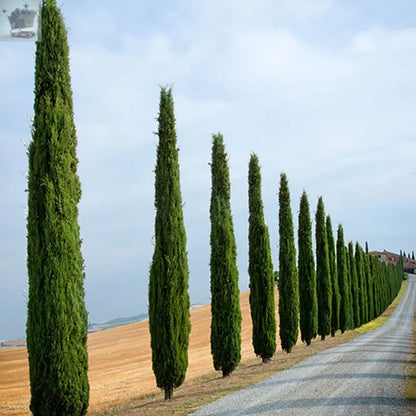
[1,0,415,341]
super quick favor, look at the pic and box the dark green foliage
[398,253,404,271]
[365,251,374,321]
[336,225,352,333]
[355,242,368,325]
[298,191,318,346]
[370,255,381,318]
[315,197,332,340]
[26,1,89,414]
[248,154,276,362]
[326,216,340,337]
[149,87,191,400]
[278,173,299,353]
[345,245,353,322]
[369,252,403,319]
[348,242,361,328]
[210,133,241,377]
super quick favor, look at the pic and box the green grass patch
[355,280,408,335]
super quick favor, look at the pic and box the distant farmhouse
[370,250,416,274]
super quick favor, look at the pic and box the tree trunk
[262,356,271,363]
[321,334,326,341]
[331,328,335,337]
[306,340,311,346]
[164,385,173,400]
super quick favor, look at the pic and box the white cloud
[279,0,334,23]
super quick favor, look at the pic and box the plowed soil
[0,289,295,415]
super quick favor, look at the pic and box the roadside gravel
[191,275,416,416]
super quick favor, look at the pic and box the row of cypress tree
[149,89,244,399]
[287,192,404,350]
[26,3,405,410]
[149,87,405,399]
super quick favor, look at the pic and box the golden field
[0,288,297,415]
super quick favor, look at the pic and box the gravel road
[191,275,415,416]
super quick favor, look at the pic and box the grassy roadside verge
[96,280,409,416]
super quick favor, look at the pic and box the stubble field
[0,288,295,415]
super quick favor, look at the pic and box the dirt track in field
[0,288,297,415]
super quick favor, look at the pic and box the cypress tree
[365,251,374,321]
[298,191,318,346]
[336,225,352,333]
[149,87,191,400]
[248,154,276,363]
[315,197,332,341]
[355,242,368,324]
[278,173,299,353]
[370,255,381,318]
[348,241,361,328]
[26,1,89,414]
[210,133,241,377]
[345,244,354,323]
[326,215,340,337]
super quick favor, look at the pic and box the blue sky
[1,0,415,341]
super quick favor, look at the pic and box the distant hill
[87,304,204,333]
[0,338,26,350]
[0,313,149,350]
[2,306,205,349]
[88,313,149,333]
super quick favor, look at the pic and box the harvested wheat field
[0,288,299,415]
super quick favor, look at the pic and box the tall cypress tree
[210,133,241,377]
[370,254,381,319]
[149,87,191,400]
[336,225,352,333]
[355,242,368,325]
[278,173,299,353]
[345,244,354,324]
[348,241,360,328]
[298,191,318,346]
[315,197,332,341]
[326,215,340,337]
[26,1,89,414]
[248,154,276,363]
[365,250,374,322]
